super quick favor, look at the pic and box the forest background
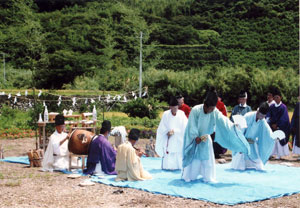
[0,0,298,120]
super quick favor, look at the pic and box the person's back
[115,129,152,181]
[84,120,117,175]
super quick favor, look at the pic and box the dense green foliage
[0,0,298,107]
[122,98,160,119]
[144,66,299,108]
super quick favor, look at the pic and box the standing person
[155,96,188,170]
[84,120,117,175]
[230,90,252,122]
[267,88,290,159]
[267,86,276,106]
[291,91,300,159]
[182,90,250,182]
[176,94,191,118]
[42,114,74,172]
[231,102,275,170]
[115,129,152,181]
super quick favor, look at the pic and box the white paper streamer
[38,90,42,97]
[72,97,76,106]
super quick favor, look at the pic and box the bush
[122,98,159,119]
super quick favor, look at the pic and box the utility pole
[2,53,5,83]
[139,32,143,98]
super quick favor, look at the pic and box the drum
[68,129,96,155]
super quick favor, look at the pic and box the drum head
[68,129,95,154]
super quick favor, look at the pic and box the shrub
[122,98,159,119]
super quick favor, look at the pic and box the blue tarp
[1,156,300,205]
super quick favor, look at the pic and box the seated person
[42,114,74,172]
[84,120,117,175]
[115,129,152,181]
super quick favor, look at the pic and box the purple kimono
[291,102,300,147]
[267,103,290,146]
[84,135,117,175]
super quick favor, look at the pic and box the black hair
[100,120,111,134]
[258,102,269,115]
[204,89,218,107]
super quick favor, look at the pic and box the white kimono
[155,110,188,170]
[42,130,71,172]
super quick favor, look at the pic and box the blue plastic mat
[2,156,300,205]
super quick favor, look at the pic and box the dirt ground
[0,137,300,208]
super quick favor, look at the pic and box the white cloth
[111,126,127,143]
[231,146,264,170]
[94,162,106,175]
[292,137,300,154]
[155,109,188,170]
[42,130,71,172]
[272,140,290,158]
[182,137,216,182]
[267,100,276,106]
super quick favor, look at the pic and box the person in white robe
[42,114,75,172]
[155,96,188,170]
[115,129,152,181]
[231,102,275,170]
[182,89,250,183]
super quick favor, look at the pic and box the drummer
[42,114,74,172]
[84,120,117,175]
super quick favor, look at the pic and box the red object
[216,100,227,116]
[179,103,191,118]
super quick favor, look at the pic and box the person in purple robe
[266,87,290,159]
[84,120,117,175]
[291,89,300,158]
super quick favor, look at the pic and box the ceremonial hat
[55,114,65,126]
[169,96,179,106]
[100,120,111,133]
[272,87,281,96]
[239,90,248,98]
[204,89,218,107]
[258,102,269,115]
[128,128,140,141]
[176,93,183,99]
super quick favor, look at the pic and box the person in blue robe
[230,90,252,122]
[84,120,117,175]
[231,102,275,170]
[182,89,250,182]
[266,88,290,159]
